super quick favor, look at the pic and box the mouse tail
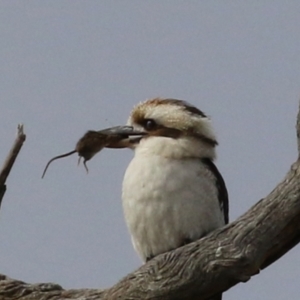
[42,150,77,178]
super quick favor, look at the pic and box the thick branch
[297,101,300,156]
[0,124,26,208]
[1,105,300,299]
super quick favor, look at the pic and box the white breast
[122,148,225,262]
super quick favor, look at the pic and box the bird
[109,98,229,300]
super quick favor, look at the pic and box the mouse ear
[41,150,76,178]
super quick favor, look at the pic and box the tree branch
[0,124,26,208]
[1,105,300,299]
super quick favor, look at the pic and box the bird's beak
[98,125,146,149]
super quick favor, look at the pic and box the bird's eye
[144,119,157,131]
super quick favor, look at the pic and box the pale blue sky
[0,2,299,299]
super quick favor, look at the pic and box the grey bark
[0,124,26,209]
[1,105,300,299]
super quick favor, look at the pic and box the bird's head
[106,98,218,159]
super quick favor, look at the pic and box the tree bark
[0,124,26,209]
[1,105,300,299]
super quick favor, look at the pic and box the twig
[0,124,26,208]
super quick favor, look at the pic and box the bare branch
[0,104,300,299]
[0,124,26,207]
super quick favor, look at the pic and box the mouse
[42,126,144,178]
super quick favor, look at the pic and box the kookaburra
[108,98,228,300]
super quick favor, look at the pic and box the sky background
[0,1,299,299]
